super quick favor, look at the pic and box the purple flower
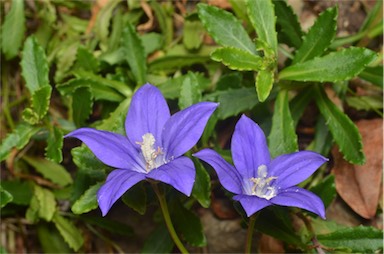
[66,84,218,216]
[194,115,328,218]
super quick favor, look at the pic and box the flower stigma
[250,164,277,200]
[136,133,165,172]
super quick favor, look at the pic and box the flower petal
[233,194,272,217]
[162,102,218,159]
[147,156,195,196]
[125,84,170,147]
[193,149,243,194]
[269,151,328,188]
[271,187,326,219]
[231,115,271,180]
[65,128,145,171]
[97,169,146,216]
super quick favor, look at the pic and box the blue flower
[66,84,218,216]
[194,115,327,218]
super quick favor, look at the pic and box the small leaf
[25,194,40,223]
[122,23,147,85]
[178,72,202,109]
[21,37,50,94]
[314,86,365,164]
[45,126,64,163]
[141,32,164,56]
[150,1,173,45]
[358,66,383,87]
[71,87,93,127]
[1,0,25,60]
[24,156,73,187]
[211,47,264,71]
[0,124,40,162]
[309,175,336,208]
[256,70,274,102]
[183,16,204,50]
[0,186,13,208]
[142,224,174,253]
[122,183,147,215]
[52,212,84,251]
[197,3,256,54]
[293,7,337,64]
[35,185,56,221]
[268,90,298,158]
[1,181,32,205]
[37,224,72,254]
[22,108,39,125]
[346,95,383,111]
[317,225,383,253]
[31,85,52,120]
[279,47,377,82]
[149,55,210,72]
[192,159,211,208]
[246,0,278,55]
[71,182,102,214]
[74,46,99,73]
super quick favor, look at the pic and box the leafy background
[1,0,383,253]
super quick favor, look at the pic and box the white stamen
[136,133,163,172]
[250,165,277,200]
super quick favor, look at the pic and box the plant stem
[245,214,258,254]
[152,183,189,254]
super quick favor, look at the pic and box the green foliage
[211,47,264,71]
[178,72,202,109]
[52,212,84,251]
[0,186,13,208]
[122,183,147,215]
[191,159,211,208]
[72,183,102,214]
[142,224,174,253]
[45,126,64,163]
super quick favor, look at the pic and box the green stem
[245,214,258,254]
[152,183,189,254]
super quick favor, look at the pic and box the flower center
[136,133,164,172]
[249,165,277,200]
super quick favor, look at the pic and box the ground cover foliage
[1,0,383,253]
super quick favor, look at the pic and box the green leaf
[197,4,256,54]
[178,72,202,109]
[74,46,99,73]
[183,15,204,50]
[246,0,278,55]
[314,86,365,164]
[279,47,377,82]
[172,202,207,247]
[1,181,32,205]
[346,95,383,111]
[71,182,102,214]
[317,225,383,253]
[309,175,336,208]
[35,185,57,221]
[256,70,274,102]
[191,159,211,208]
[292,7,337,64]
[22,108,39,125]
[205,87,259,119]
[289,88,313,126]
[211,47,264,71]
[95,0,120,51]
[268,90,298,158]
[1,0,25,60]
[273,0,303,49]
[0,124,40,162]
[23,156,73,187]
[31,85,52,120]
[142,224,174,253]
[52,212,84,251]
[81,215,134,236]
[149,55,210,72]
[45,126,63,163]
[122,183,147,215]
[310,115,333,156]
[0,186,13,208]
[71,87,93,127]
[141,33,164,56]
[37,224,72,254]
[26,194,40,223]
[150,1,173,45]
[21,37,50,94]
[358,66,383,87]
[122,23,147,85]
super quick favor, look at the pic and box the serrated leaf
[314,86,365,164]
[22,108,39,125]
[293,7,337,64]
[31,85,52,120]
[256,70,274,102]
[0,124,40,162]
[279,47,377,82]
[21,37,49,94]
[24,156,73,187]
[52,212,84,251]
[74,46,99,73]
[273,0,303,49]
[197,4,256,54]
[71,182,102,214]
[142,224,174,253]
[317,226,383,253]
[358,66,383,87]
[1,0,25,60]
[122,23,147,85]
[35,185,56,221]
[211,47,264,71]
[37,224,72,254]
[268,90,298,158]
[346,95,383,111]
[45,126,63,163]
[95,0,120,51]
[246,0,278,55]
[71,87,93,127]
[26,194,40,223]
[0,186,13,208]
[122,183,147,215]
[183,17,204,50]
[191,159,211,208]
[309,175,336,208]
[178,72,202,109]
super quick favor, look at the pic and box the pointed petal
[269,151,328,188]
[125,84,170,147]
[162,102,218,159]
[193,149,243,194]
[233,194,272,217]
[231,115,271,180]
[65,128,145,171]
[271,187,326,219]
[97,169,145,216]
[147,156,195,196]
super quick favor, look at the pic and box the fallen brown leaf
[258,234,285,253]
[333,118,383,219]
